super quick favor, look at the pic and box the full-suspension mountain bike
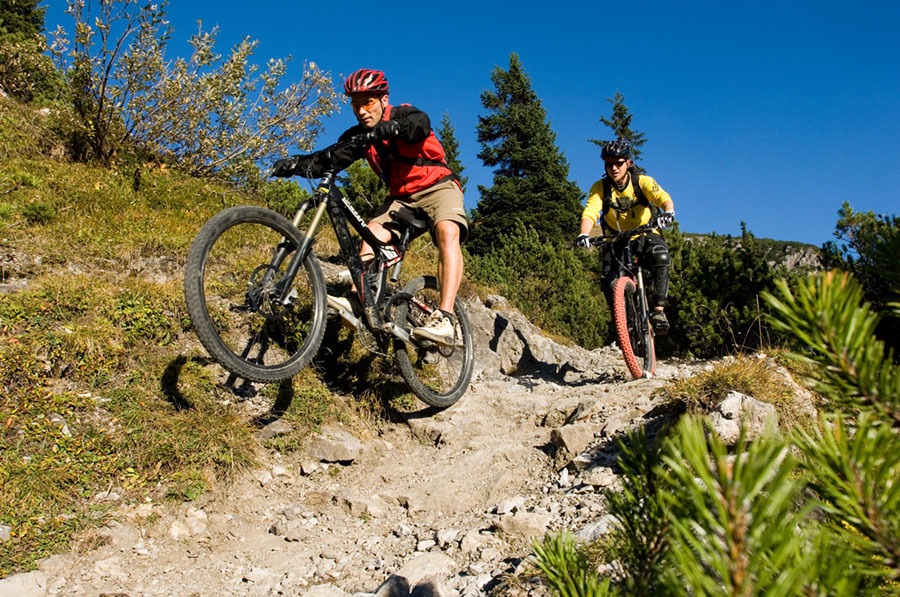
[591,221,660,379]
[183,132,475,408]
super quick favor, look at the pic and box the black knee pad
[650,243,670,268]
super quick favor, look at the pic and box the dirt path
[6,298,700,596]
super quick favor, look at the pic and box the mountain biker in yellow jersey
[575,139,676,335]
[272,68,468,345]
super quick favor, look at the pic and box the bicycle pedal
[281,289,298,305]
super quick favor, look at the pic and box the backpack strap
[380,139,460,185]
[600,171,649,227]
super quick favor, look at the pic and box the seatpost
[389,228,411,283]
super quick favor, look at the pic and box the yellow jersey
[581,173,672,233]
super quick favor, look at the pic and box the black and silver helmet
[601,139,632,160]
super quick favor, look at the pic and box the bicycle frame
[267,167,426,344]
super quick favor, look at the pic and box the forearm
[580,217,595,235]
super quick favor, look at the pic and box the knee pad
[650,244,670,268]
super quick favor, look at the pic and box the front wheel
[183,206,328,383]
[392,276,474,408]
[612,275,656,379]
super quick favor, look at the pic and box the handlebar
[588,219,660,247]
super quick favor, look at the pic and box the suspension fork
[634,266,652,334]
[268,175,333,305]
[624,241,652,335]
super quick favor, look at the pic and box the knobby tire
[183,206,327,383]
[612,275,656,379]
[393,276,474,408]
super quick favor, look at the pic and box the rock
[494,510,551,544]
[396,552,456,590]
[305,425,366,463]
[709,390,779,445]
[550,422,598,463]
[0,571,47,597]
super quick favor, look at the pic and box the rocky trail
[2,294,709,597]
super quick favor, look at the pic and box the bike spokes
[392,276,473,408]
[184,207,327,383]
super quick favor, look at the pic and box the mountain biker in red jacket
[575,139,676,335]
[272,68,468,345]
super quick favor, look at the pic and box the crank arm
[382,321,412,343]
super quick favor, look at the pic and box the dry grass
[658,353,817,432]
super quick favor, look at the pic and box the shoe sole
[411,329,454,346]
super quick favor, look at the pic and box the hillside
[3,273,796,595]
[0,97,821,595]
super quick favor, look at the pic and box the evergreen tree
[822,201,900,351]
[469,53,584,255]
[0,0,58,103]
[589,91,647,168]
[437,112,468,194]
[0,0,45,37]
[339,160,387,220]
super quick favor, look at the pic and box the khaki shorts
[370,179,469,244]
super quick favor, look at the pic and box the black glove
[657,211,675,229]
[372,120,399,140]
[270,156,299,178]
[574,234,592,248]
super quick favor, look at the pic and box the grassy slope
[0,99,381,575]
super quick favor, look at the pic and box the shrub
[466,221,610,348]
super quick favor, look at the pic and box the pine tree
[0,0,58,103]
[469,53,584,255]
[437,112,468,194]
[589,91,647,167]
[0,0,45,37]
[822,201,900,351]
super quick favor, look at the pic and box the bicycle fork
[634,266,653,337]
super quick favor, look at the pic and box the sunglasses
[351,95,381,110]
[605,160,628,169]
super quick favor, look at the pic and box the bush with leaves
[0,32,63,103]
[50,0,339,179]
[337,160,388,220]
[663,223,803,357]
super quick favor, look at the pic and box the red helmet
[343,68,389,96]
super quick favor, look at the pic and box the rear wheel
[183,206,327,382]
[392,276,474,408]
[612,275,656,379]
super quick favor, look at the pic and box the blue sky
[40,0,899,246]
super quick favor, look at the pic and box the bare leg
[359,221,394,262]
[434,220,462,313]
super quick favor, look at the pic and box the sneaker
[412,310,455,345]
[650,309,669,336]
